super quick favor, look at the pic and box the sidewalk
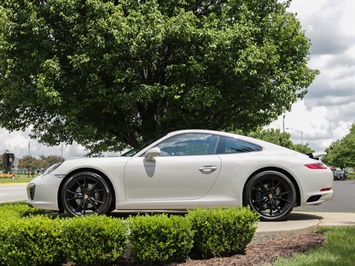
[253,211,355,242]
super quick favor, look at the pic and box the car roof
[166,129,300,154]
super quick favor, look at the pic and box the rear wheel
[61,172,112,216]
[244,171,296,221]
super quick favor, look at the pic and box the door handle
[199,165,218,174]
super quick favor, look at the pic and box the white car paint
[27,129,334,221]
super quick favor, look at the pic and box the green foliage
[0,205,128,265]
[0,203,259,265]
[187,207,259,258]
[292,143,314,154]
[348,172,355,180]
[0,0,318,155]
[0,203,50,219]
[273,226,355,266]
[323,124,355,169]
[245,127,294,148]
[61,215,128,265]
[128,214,194,265]
[0,216,64,266]
[241,127,314,153]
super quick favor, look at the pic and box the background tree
[243,127,313,153]
[245,128,294,149]
[0,0,318,155]
[291,143,313,154]
[15,155,64,176]
[39,155,65,170]
[20,156,39,177]
[322,124,355,169]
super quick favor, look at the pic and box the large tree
[322,124,355,169]
[0,0,318,154]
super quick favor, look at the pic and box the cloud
[0,128,119,159]
[268,100,353,151]
[268,0,354,151]
[292,1,353,55]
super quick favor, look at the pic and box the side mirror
[145,147,161,161]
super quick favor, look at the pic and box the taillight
[305,162,327,169]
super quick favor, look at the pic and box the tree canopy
[0,0,318,154]
[322,124,355,169]
[241,127,313,154]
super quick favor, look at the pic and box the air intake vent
[307,195,321,203]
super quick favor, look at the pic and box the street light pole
[286,128,303,145]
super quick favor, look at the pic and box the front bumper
[26,174,63,211]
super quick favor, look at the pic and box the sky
[268,0,354,151]
[0,0,354,159]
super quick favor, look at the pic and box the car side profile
[27,129,334,221]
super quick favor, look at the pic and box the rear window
[217,137,262,154]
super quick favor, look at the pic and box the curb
[253,212,320,243]
[252,211,355,243]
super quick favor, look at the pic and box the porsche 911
[27,129,334,221]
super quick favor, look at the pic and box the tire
[61,172,113,216]
[243,171,296,221]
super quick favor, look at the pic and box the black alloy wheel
[244,171,296,221]
[61,172,112,216]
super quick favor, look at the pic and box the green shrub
[0,203,59,265]
[187,207,259,258]
[128,214,194,265]
[0,203,51,220]
[0,216,64,266]
[0,204,31,221]
[0,204,260,265]
[61,215,127,265]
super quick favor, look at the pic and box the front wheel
[61,172,113,216]
[243,171,296,221]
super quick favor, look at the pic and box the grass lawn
[272,226,355,266]
[0,174,36,184]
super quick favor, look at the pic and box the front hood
[54,156,132,174]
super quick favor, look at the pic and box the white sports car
[27,129,334,221]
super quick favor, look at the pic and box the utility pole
[286,128,303,145]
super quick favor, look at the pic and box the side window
[217,137,262,154]
[156,133,219,156]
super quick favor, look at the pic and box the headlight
[43,162,63,175]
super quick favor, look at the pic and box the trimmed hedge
[187,207,259,258]
[0,204,259,265]
[0,216,63,266]
[61,215,127,265]
[128,214,194,265]
[0,205,127,266]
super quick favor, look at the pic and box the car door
[124,133,222,201]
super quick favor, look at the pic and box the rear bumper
[302,190,334,206]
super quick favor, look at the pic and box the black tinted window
[217,137,262,154]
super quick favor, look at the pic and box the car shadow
[285,212,324,221]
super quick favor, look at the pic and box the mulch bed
[178,232,325,266]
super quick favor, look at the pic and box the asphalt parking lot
[295,179,355,212]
